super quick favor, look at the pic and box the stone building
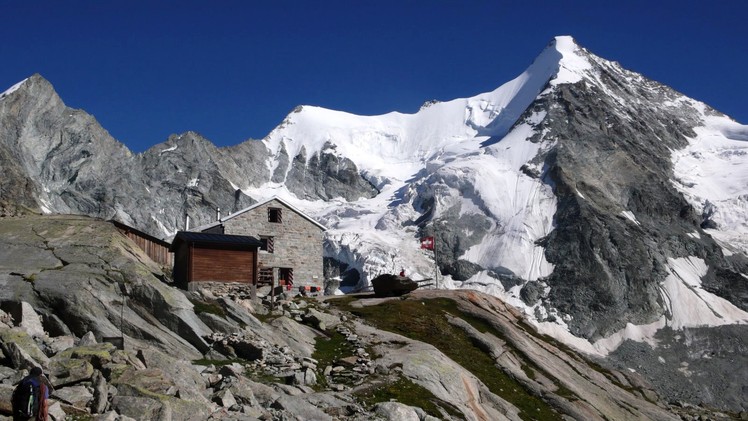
[195,196,326,289]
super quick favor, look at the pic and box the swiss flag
[420,236,434,250]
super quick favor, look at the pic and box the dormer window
[268,207,282,223]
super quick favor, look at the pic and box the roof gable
[206,196,327,231]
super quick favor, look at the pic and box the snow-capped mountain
[2,35,747,410]
[257,36,748,348]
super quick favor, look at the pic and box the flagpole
[433,224,439,289]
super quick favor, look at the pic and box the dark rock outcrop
[529,55,748,339]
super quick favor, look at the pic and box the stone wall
[223,199,324,288]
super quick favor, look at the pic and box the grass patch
[189,298,226,318]
[253,311,277,323]
[312,329,356,390]
[332,296,562,420]
[355,375,465,420]
[313,330,351,369]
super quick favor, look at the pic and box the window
[279,268,293,285]
[268,207,282,223]
[260,236,274,253]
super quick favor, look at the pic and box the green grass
[188,298,226,318]
[313,330,351,369]
[312,327,359,391]
[330,296,562,420]
[354,375,465,420]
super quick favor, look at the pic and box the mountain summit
[1,36,747,410]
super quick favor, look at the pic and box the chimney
[216,207,221,222]
[185,214,191,231]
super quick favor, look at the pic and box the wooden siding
[118,228,173,267]
[190,245,255,284]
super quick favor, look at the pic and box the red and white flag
[420,236,434,250]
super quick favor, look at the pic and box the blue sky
[1,1,746,152]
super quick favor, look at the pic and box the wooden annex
[112,220,173,267]
[170,231,260,290]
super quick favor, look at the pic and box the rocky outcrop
[0,215,209,359]
[284,143,379,201]
[527,54,748,340]
[1,215,722,420]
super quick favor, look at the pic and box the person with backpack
[12,366,54,421]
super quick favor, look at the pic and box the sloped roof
[193,196,327,232]
[111,220,171,247]
[170,231,261,251]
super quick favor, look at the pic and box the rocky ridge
[0,75,377,235]
[2,215,738,420]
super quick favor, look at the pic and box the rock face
[532,55,748,340]
[0,215,739,419]
[0,216,720,420]
[0,75,377,235]
[0,215,210,360]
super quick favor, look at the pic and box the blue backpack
[12,377,39,418]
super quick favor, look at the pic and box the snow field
[237,35,748,357]
[672,105,748,255]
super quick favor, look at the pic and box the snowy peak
[263,36,599,187]
[548,35,593,84]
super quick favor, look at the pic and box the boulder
[212,388,236,408]
[0,327,49,368]
[217,298,264,331]
[225,378,261,408]
[128,279,213,355]
[52,384,93,409]
[91,369,109,414]
[41,313,73,338]
[218,363,245,379]
[92,411,123,421]
[0,366,16,382]
[241,379,278,407]
[267,317,318,358]
[371,274,418,297]
[374,401,421,421]
[43,336,76,356]
[303,308,341,331]
[55,343,116,370]
[110,395,164,421]
[230,340,263,361]
[47,400,67,421]
[18,302,45,338]
[112,367,176,398]
[134,347,209,403]
[0,383,14,414]
[197,312,240,334]
[78,332,97,346]
[271,395,332,421]
[48,357,95,387]
[0,217,206,362]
